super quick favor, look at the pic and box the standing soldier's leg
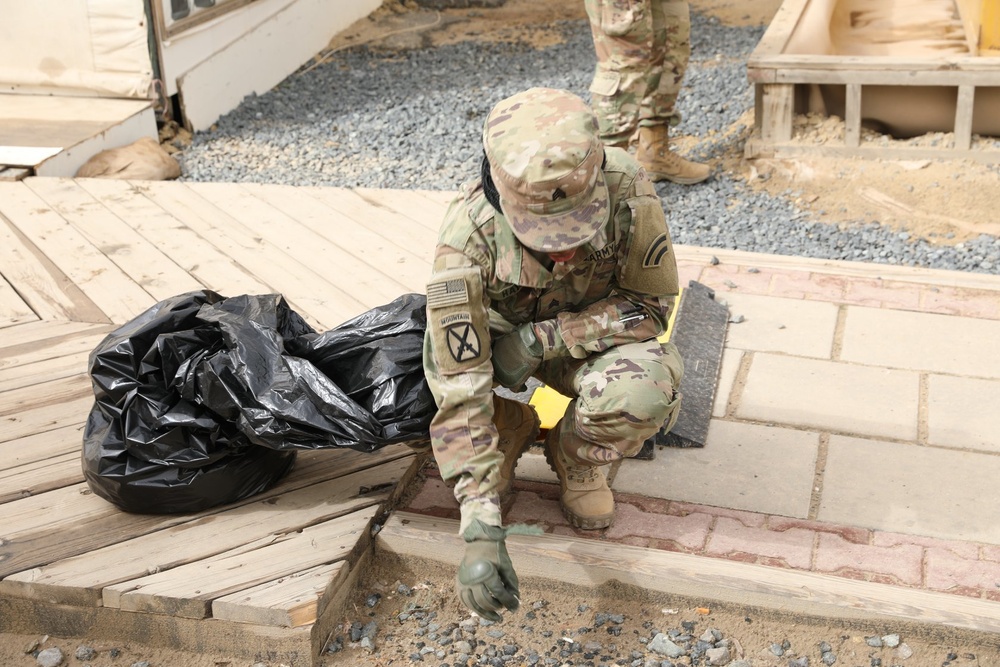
[584,0,658,148]
[636,0,711,184]
[537,339,683,529]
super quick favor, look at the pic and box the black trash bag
[83,290,434,514]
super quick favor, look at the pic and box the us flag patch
[427,278,469,308]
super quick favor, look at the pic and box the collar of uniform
[494,213,551,288]
[495,213,613,287]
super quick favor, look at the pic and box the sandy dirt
[320,552,999,667]
[6,2,999,666]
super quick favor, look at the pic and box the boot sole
[542,437,615,530]
[646,171,711,185]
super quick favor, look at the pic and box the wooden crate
[746,0,1000,162]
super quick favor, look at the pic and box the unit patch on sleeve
[444,314,483,364]
[642,233,671,268]
[426,265,489,374]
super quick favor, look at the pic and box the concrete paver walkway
[402,245,1000,606]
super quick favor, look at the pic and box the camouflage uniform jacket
[424,147,679,532]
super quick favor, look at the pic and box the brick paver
[843,278,922,310]
[603,503,712,551]
[721,292,839,358]
[706,517,814,569]
[736,353,919,440]
[613,420,818,518]
[920,285,1000,320]
[813,532,923,586]
[925,548,1000,596]
[840,305,1000,378]
[927,374,1000,454]
[820,435,1000,544]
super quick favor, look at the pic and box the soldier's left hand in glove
[457,520,520,622]
[491,324,542,390]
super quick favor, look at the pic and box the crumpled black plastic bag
[82,290,434,514]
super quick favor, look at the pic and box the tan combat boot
[493,395,541,498]
[543,418,615,530]
[636,125,711,185]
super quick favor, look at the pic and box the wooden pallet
[746,0,1000,162]
[0,178,442,664]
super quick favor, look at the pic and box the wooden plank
[0,167,32,182]
[221,183,413,306]
[0,320,109,352]
[0,353,90,394]
[1,456,411,607]
[0,424,84,469]
[844,83,862,148]
[0,394,92,445]
[955,0,982,53]
[749,52,998,73]
[25,178,205,301]
[303,186,437,270]
[75,179,273,298]
[245,183,431,294]
[771,68,997,87]
[137,180,360,330]
[0,445,413,578]
[182,182,373,324]
[760,84,794,142]
[0,374,91,417]
[352,187,443,233]
[0,192,106,323]
[212,561,344,628]
[111,508,377,618]
[379,512,1000,637]
[744,138,1000,164]
[0,181,155,323]
[954,85,976,151]
[0,273,36,325]
[0,327,110,381]
[749,0,808,58]
[0,451,81,504]
[413,189,458,210]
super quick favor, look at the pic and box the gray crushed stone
[325,596,951,667]
[178,10,1000,275]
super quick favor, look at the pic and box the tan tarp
[0,0,153,98]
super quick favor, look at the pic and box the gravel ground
[319,552,998,667]
[177,9,1000,276]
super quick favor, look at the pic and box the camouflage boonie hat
[483,88,609,253]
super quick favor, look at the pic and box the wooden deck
[0,178,452,662]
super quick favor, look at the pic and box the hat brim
[501,170,610,253]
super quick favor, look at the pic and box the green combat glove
[492,324,542,390]
[456,520,542,621]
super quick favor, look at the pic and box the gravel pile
[179,10,1000,275]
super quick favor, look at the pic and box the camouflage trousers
[585,0,692,147]
[421,334,683,531]
[537,337,684,465]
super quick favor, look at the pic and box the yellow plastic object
[528,291,681,429]
[983,0,1000,53]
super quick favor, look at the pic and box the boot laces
[566,462,601,484]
